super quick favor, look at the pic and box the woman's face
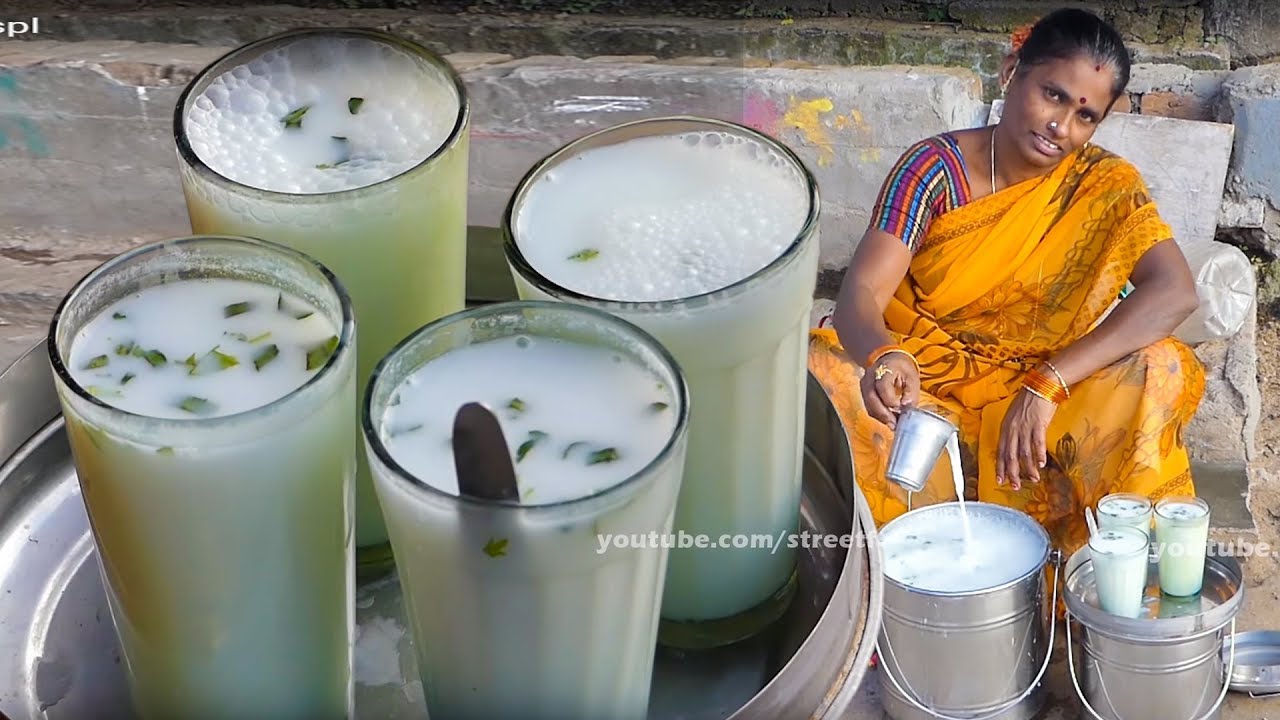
[999,53,1117,169]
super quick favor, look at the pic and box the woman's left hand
[996,389,1058,490]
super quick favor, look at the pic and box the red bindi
[1095,64,1101,71]
[1079,97,1087,104]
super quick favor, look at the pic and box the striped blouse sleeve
[869,139,959,254]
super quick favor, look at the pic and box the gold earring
[1001,60,1019,95]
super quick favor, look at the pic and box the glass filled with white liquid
[1154,496,1211,597]
[362,301,689,720]
[1088,526,1151,618]
[175,28,469,578]
[47,235,357,719]
[1096,492,1153,539]
[502,116,820,648]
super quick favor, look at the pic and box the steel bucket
[876,502,1058,720]
[1064,546,1243,720]
[885,407,957,493]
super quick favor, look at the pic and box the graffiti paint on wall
[0,72,50,157]
[741,91,879,166]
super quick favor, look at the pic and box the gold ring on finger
[874,364,893,381]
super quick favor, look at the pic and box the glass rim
[1088,524,1150,554]
[1097,492,1153,512]
[172,26,470,202]
[1154,495,1210,520]
[46,234,356,428]
[499,115,821,312]
[361,299,690,513]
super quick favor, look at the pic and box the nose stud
[1049,121,1059,130]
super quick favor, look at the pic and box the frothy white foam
[379,334,676,505]
[184,35,460,194]
[1089,528,1148,555]
[1158,500,1208,521]
[67,278,340,419]
[880,505,1046,593]
[1098,497,1150,518]
[514,130,810,302]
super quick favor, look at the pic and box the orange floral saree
[809,143,1205,559]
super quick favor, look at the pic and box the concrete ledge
[0,5,1232,97]
[1198,461,1256,533]
[463,61,985,265]
[0,40,988,270]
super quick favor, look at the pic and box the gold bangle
[866,343,902,368]
[1024,370,1068,405]
[870,347,919,373]
[1024,385,1056,404]
[1043,361,1070,398]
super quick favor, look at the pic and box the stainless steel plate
[1223,630,1280,696]
[0,341,878,719]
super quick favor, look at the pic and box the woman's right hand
[860,352,921,431]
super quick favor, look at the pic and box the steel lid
[1223,630,1280,696]
[1064,546,1244,640]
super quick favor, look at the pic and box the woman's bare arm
[830,228,920,427]
[1045,239,1199,385]
[830,227,913,367]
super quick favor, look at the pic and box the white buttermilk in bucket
[878,502,1054,720]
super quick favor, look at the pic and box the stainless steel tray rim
[0,341,880,720]
[1063,546,1244,641]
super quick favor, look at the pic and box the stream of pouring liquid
[901,433,971,543]
[946,433,972,543]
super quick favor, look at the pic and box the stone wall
[1216,65,1280,259]
[0,3,1233,101]
[6,0,1270,60]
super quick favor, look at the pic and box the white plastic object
[1174,240,1256,345]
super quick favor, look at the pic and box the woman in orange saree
[809,8,1204,561]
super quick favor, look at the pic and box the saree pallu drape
[810,144,1205,559]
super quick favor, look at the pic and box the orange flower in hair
[1010,23,1034,53]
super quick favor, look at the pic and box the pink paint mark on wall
[741,92,782,136]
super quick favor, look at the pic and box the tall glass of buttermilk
[47,235,357,719]
[174,28,468,578]
[362,301,689,720]
[502,117,820,648]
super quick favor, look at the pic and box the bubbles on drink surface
[379,334,677,505]
[1099,497,1149,517]
[184,35,460,194]
[515,130,811,302]
[1091,529,1147,554]
[880,505,1046,593]
[1159,501,1208,521]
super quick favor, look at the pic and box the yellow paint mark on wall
[782,97,836,166]
[782,98,871,167]
[835,108,870,134]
